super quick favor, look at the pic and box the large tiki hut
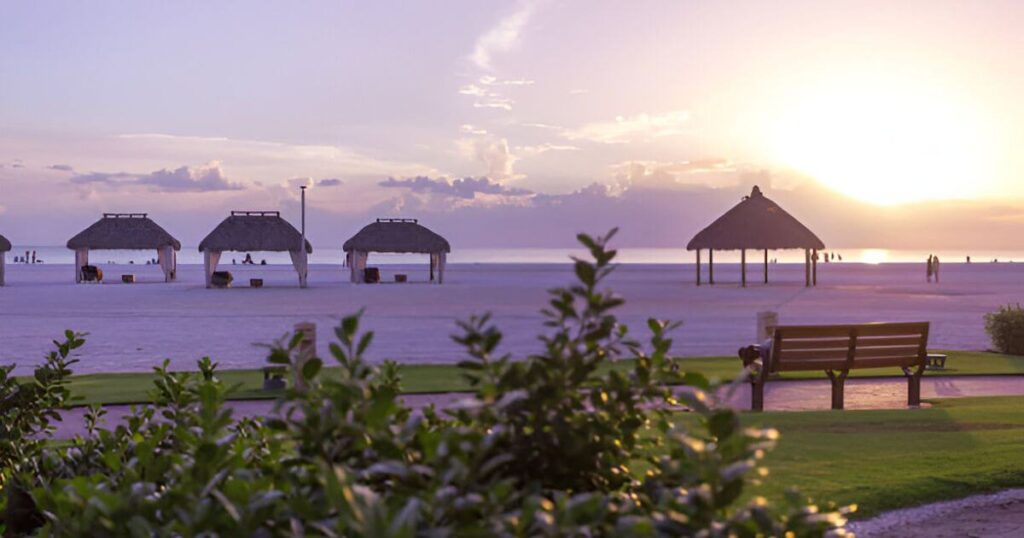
[67,213,181,283]
[687,186,825,287]
[198,211,312,288]
[0,233,10,287]
[343,218,451,284]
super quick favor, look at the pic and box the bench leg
[903,365,925,406]
[751,380,764,412]
[826,370,848,410]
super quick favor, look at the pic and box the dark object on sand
[250,278,264,288]
[121,274,135,284]
[211,271,233,288]
[394,274,408,283]
[364,267,380,283]
[739,321,929,411]
[262,366,287,390]
[81,265,103,283]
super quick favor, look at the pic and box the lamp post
[300,185,307,288]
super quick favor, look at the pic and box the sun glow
[771,75,994,205]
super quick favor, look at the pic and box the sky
[3,0,1024,249]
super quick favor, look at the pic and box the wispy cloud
[380,176,532,199]
[318,178,343,187]
[470,1,539,71]
[563,110,690,144]
[456,137,518,180]
[70,162,244,193]
[48,164,75,172]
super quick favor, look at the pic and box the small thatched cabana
[198,211,312,288]
[687,186,825,287]
[0,233,11,287]
[343,218,451,284]
[67,213,181,283]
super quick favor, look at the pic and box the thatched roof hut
[68,213,181,251]
[199,211,312,254]
[198,211,312,288]
[344,218,450,254]
[66,213,181,283]
[0,233,10,287]
[686,186,825,287]
[343,218,450,284]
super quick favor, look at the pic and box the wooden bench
[738,322,930,411]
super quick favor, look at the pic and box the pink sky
[3,1,1024,248]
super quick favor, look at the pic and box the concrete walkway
[48,375,1024,439]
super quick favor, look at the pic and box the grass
[734,396,1024,518]
[52,350,1024,407]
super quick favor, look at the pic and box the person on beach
[927,255,934,282]
[934,256,940,282]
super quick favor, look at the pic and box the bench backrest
[769,322,929,373]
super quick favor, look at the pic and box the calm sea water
[7,246,1024,265]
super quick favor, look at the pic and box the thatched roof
[199,211,312,253]
[0,234,10,252]
[687,186,825,251]
[343,218,450,254]
[67,213,181,251]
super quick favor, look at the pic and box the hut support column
[804,249,810,287]
[438,252,446,284]
[696,250,701,286]
[350,251,368,283]
[709,250,715,285]
[157,246,176,282]
[764,249,769,284]
[741,249,747,287]
[204,250,221,289]
[0,252,5,287]
[812,249,818,286]
[289,250,308,288]
[74,248,89,283]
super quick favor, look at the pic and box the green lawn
[50,350,1024,407]
[736,396,1024,518]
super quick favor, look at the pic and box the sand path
[46,375,1024,439]
[847,489,1024,537]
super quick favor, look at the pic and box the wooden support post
[812,249,818,286]
[751,380,764,411]
[696,250,701,286]
[741,249,747,287]
[709,250,715,285]
[804,249,811,287]
[763,249,769,284]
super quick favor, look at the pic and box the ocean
[6,245,1022,266]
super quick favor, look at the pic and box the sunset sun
[771,78,994,205]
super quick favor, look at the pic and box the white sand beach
[0,260,1021,374]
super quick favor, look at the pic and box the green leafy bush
[984,304,1024,355]
[0,230,851,536]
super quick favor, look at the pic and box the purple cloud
[379,176,532,199]
[69,163,243,193]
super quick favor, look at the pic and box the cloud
[69,162,244,193]
[460,124,488,135]
[563,110,690,144]
[470,1,538,70]
[379,176,532,199]
[48,164,74,172]
[478,75,534,86]
[612,159,738,189]
[515,143,580,157]
[318,178,343,187]
[456,137,518,180]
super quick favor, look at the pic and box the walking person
[926,255,934,283]
[933,255,940,283]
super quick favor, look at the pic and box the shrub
[0,230,851,536]
[984,304,1024,355]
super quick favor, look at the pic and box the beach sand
[0,261,1020,374]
